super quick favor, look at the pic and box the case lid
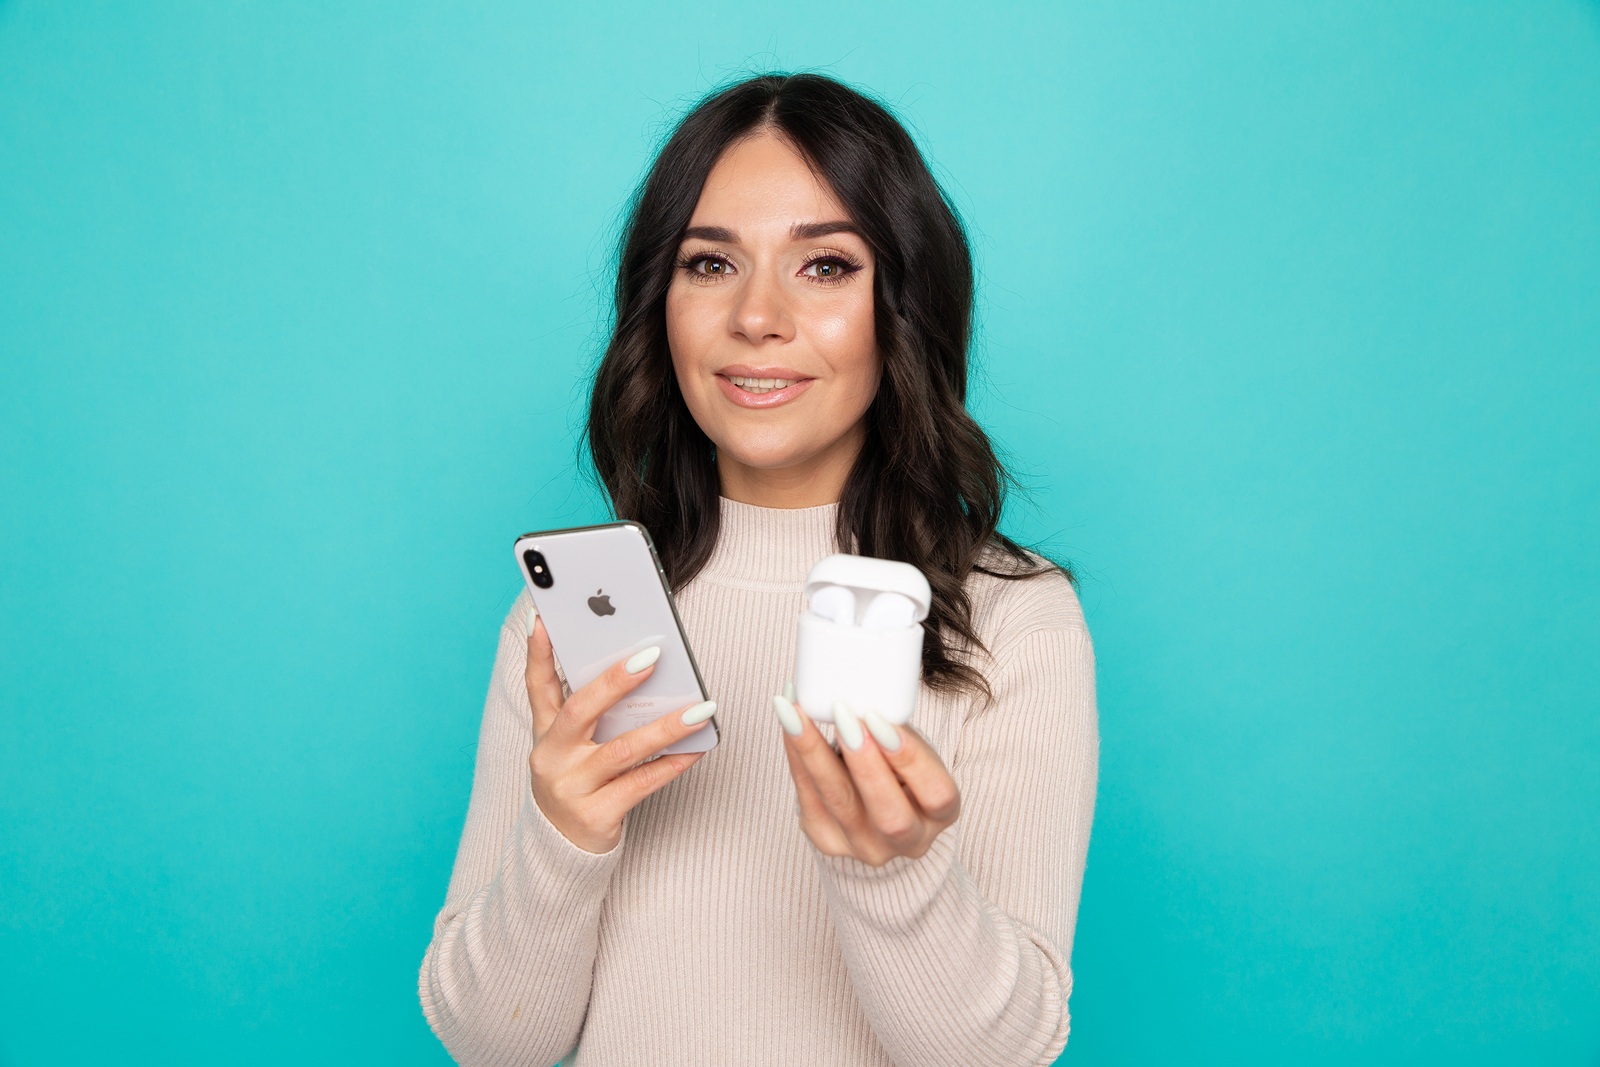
[804,553,932,622]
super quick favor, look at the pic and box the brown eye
[675,252,734,281]
[801,254,863,286]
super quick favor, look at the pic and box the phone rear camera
[524,549,553,589]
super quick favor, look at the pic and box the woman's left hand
[772,688,961,866]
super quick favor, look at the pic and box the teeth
[728,375,797,393]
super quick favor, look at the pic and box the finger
[524,612,564,738]
[582,699,717,791]
[786,702,870,831]
[546,643,661,747]
[772,693,848,829]
[783,693,841,753]
[865,720,962,824]
[779,729,831,821]
[592,749,706,825]
[833,704,925,846]
[780,736,853,854]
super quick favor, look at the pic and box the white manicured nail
[526,605,538,634]
[833,700,864,751]
[783,679,796,703]
[625,646,661,673]
[859,707,902,752]
[772,694,803,736]
[681,700,716,725]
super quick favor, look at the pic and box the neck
[714,427,863,509]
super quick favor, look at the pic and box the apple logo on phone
[588,589,616,617]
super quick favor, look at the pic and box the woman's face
[666,129,880,506]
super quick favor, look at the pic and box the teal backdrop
[2,2,1597,1064]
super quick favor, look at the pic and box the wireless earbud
[808,584,857,626]
[859,591,918,630]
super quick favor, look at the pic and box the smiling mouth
[722,374,806,394]
[714,373,816,409]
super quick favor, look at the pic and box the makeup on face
[663,131,880,497]
[713,364,817,409]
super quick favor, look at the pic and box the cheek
[665,289,708,378]
[815,291,879,400]
[665,290,728,434]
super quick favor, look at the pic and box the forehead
[686,131,852,237]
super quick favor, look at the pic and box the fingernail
[681,700,716,726]
[771,694,803,737]
[859,707,902,752]
[783,679,796,702]
[625,645,661,673]
[833,700,865,751]
[526,605,538,634]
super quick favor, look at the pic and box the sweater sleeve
[811,624,1099,1067]
[418,595,628,1067]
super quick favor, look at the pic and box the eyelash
[673,248,865,286]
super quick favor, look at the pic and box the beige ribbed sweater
[418,496,1098,1066]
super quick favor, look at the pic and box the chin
[715,439,814,471]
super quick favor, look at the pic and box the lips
[718,364,810,380]
[715,373,816,409]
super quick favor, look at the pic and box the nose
[729,260,794,344]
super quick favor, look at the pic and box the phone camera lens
[524,549,553,589]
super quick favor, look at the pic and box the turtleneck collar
[697,495,848,589]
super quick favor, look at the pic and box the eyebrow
[680,220,864,243]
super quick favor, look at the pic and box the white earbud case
[794,553,933,725]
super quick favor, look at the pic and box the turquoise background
[2,2,1597,1063]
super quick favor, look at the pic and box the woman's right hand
[523,610,713,854]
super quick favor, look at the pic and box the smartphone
[513,521,718,758]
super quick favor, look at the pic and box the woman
[419,71,1098,1067]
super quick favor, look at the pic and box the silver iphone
[513,521,718,757]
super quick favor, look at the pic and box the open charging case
[794,553,932,726]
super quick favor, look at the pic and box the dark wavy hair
[582,70,1072,703]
